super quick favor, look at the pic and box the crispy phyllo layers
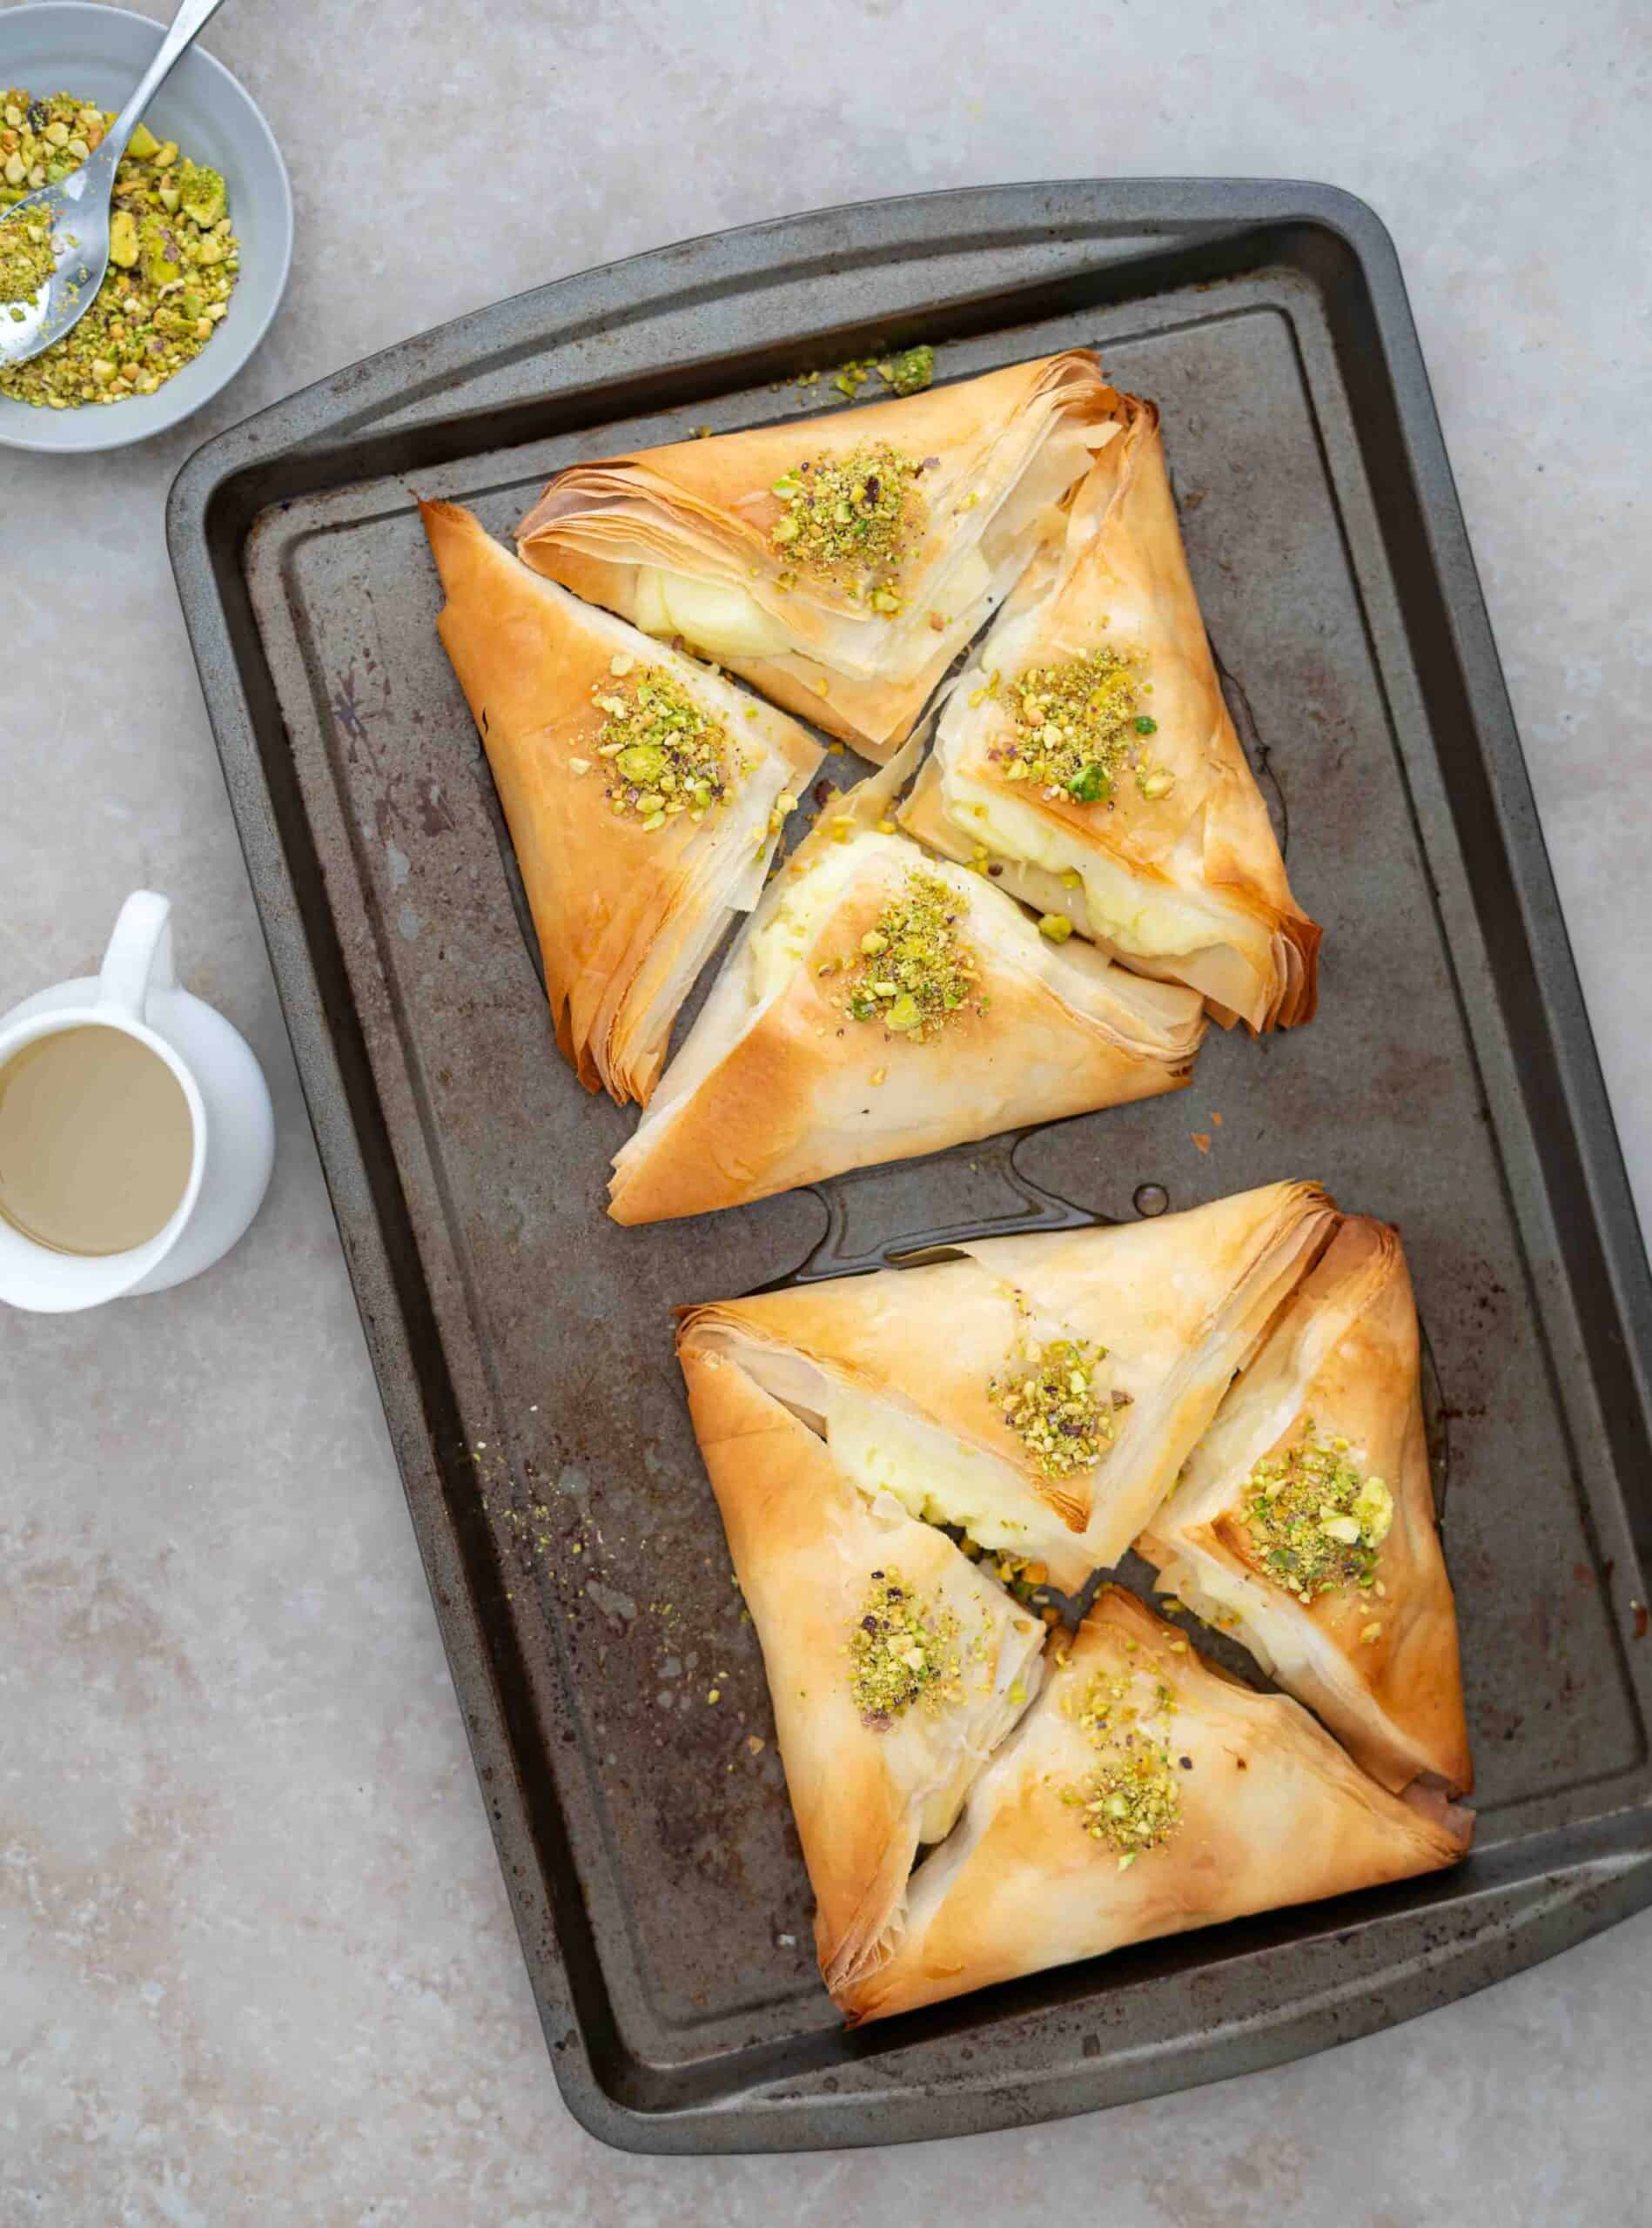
[514,352,1119,759]
[1139,1216,1472,1795]
[675,1182,1339,1587]
[608,741,1205,1225]
[678,1336,1045,1991]
[420,499,822,1105]
[838,1587,1472,2023]
[901,393,1320,1030]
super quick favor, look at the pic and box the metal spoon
[0,0,231,368]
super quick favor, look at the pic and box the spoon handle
[101,0,233,168]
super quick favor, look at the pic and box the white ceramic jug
[0,892,274,1312]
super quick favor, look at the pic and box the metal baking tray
[167,181,1652,2153]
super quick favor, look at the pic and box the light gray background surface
[3,0,1647,2218]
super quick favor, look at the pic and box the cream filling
[947,770,1234,961]
[823,1386,1042,1559]
[638,540,993,674]
[744,836,874,1004]
[635,567,795,660]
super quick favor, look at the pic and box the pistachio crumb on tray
[0,88,239,410]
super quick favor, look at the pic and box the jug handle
[97,891,176,1024]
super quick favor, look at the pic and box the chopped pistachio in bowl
[0,3,292,454]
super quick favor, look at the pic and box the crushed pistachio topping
[992,647,1160,805]
[769,442,925,607]
[0,202,56,310]
[841,868,982,1039]
[991,1335,1118,1480]
[0,90,238,411]
[590,666,745,829]
[1241,1422,1395,1602]
[847,1569,963,1728]
[1060,1663,1183,1862]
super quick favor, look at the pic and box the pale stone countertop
[4,0,1648,2218]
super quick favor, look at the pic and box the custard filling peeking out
[949,770,1237,960]
[634,567,795,660]
[824,1387,1053,1559]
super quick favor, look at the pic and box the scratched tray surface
[170,185,1652,2151]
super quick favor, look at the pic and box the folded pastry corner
[674,1180,1339,1591]
[900,393,1321,1031]
[420,496,822,1106]
[515,352,1119,759]
[1138,1214,1472,1796]
[838,1584,1473,2023]
[677,1328,1046,1990]
[607,746,1205,1225]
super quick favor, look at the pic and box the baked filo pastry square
[420,497,823,1106]
[678,1332,1047,1994]
[675,1182,1339,1592]
[900,393,1321,1030]
[514,352,1118,760]
[1138,1215,1472,1796]
[607,744,1206,1225]
[838,1585,1473,2023]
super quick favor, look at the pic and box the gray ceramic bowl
[0,2,291,453]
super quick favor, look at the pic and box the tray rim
[165,176,1652,2154]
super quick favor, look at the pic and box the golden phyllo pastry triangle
[420,497,822,1106]
[677,1333,1046,1993]
[900,393,1321,1030]
[675,1183,1339,1590]
[1138,1215,1472,1795]
[607,746,1206,1225]
[837,1586,1472,2023]
[514,352,1119,759]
